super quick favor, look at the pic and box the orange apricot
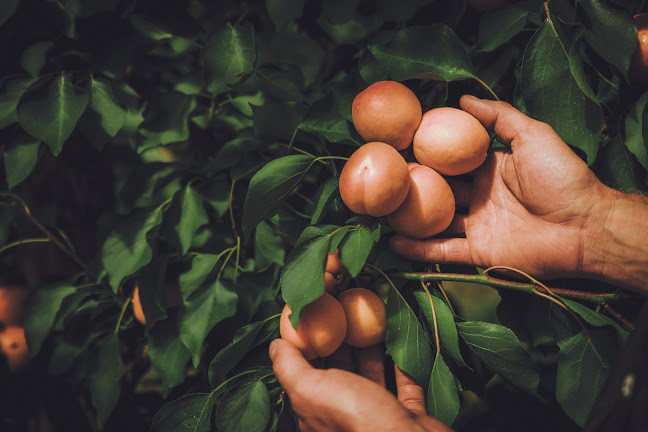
[324,249,350,294]
[0,326,30,372]
[131,281,182,325]
[0,286,29,326]
[630,14,648,83]
[339,142,410,217]
[388,165,455,239]
[279,293,347,360]
[413,107,490,176]
[338,288,387,348]
[352,81,422,150]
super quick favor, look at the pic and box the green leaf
[242,155,315,241]
[20,41,54,77]
[310,177,340,225]
[457,321,539,394]
[266,0,305,30]
[368,24,476,81]
[4,133,40,189]
[624,90,648,170]
[204,22,256,94]
[252,102,303,140]
[580,0,637,80]
[150,393,216,432]
[339,228,375,277]
[23,284,76,356]
[0,76,35,130]
[101,207,164,292]
[281,234,331,328]
[148,310,191,393]
[88,333,126,429]
[560,297,629,343]
[215,380,270,432]
[520,20,603,164]
[0,0,20,28]
[301,96,360,144]
[476,5,529,52]
[556,329,616,427]
[254,220,285,272]
[173,184,208,255]
[179,279,238,367]
[598,136,642,190]
[179,253,228,300]
[427,355,460,426]
[139,91,197,148]
[208,317,280,388]
[414,291,466,368]
[385,286,432,389]
[88,78,126,137]
[17,73,89,155]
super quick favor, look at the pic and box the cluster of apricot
[340,81,491,238]
[279,250,387,359]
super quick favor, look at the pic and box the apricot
[338,288,387,348]
[387,165,455,239]
[339,142,410,217]
[352,81,422,150]
[0,326,30,372]
[279,293,347,360]
[629,14,648,83]
[131,281,182,325]
[413,107,490,176]
[0,286,29,326]
[324,249,350,294]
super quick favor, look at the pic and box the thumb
[269,338,315,392]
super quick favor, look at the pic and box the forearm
[584,187,648,294]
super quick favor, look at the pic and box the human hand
[269,338,452,432]
[390,95,611,280]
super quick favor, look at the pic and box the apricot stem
[115,296,132,334]
[473,77,500,101]
[0,237,51,254]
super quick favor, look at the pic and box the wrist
[581,186,648,294]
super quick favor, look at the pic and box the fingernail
[269,339,280,361]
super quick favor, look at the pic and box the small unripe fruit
[352,81,422,150]
[0,326,29,372]
[388,165,455,239]
[339,142,410,216]
[413,107,490,176]
[339,288,387,348]
[324,249,350,294]
[630,14,648,83]
[279,293,347,360]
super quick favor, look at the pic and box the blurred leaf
[580,0,637,80]
[88,333,125,429]
[208,316,280,387]
[310,177,340,224]
[339,227,375,277]
[173,184,209,255]
[252,102,303,139]
[281,234,330,327]
[624,90,648,170]
[215,380,270,432]
[457,321,539,394]
[179,279,238,367]
[319,0,360,24]
[0,0,19,27]
[427,354,460,426]
[102,207,164,292]
[266,0,305,30]
[150,393,216,432]
[385,286,432,389]
[556,329,616,427]
[369,25,476,81]
[520,20,603,164]
[20,41,53,77]
[88,78,126,137]
[17,73,89,155]
[254,220,285,272]
[24,284,76,356]
[139,91,197,148]
[4,133,40,189]
[204,22,256,94]
[255,65,305,102]
[0,77,35,130]
[476,5,529,52]
[597,136,642,190]
[148,310,191,393]
[242,155,314,241]
[414,291,466,368]
[260,32,323,85]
